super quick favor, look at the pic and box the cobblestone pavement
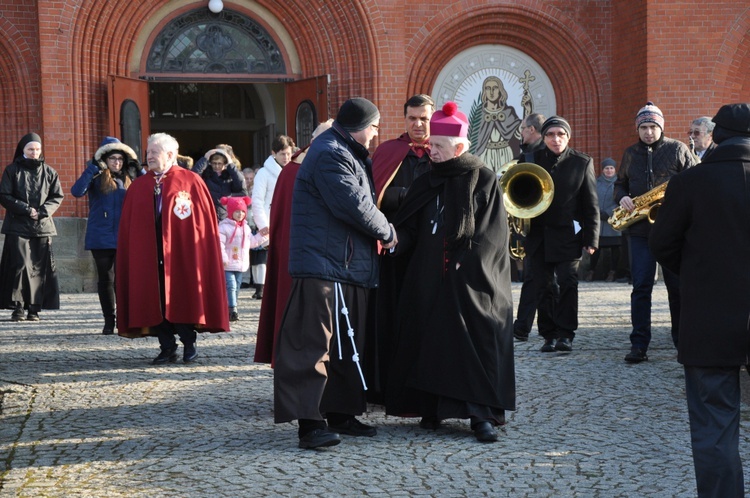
[1,282,749,497]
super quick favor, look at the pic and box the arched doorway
[111,6,327,166]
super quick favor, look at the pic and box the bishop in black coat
[383,103,515,440]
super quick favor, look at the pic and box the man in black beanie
[273,97,397,449]
[523,115,599,353]
[650,103,750,498]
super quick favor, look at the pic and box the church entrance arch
[432,45,556,174]
[112,6,326,168]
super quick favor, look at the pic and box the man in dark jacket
[649,103,750,498]
[525,116,599,352]
[273,98,396,450]
[614,102,697,363]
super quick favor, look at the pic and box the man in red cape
[366,94,434,402]
[116,133,229,364]
[254,120,333,366]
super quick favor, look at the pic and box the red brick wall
[0,3,43,163]
[1,0,749,219]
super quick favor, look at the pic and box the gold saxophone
[608,181,668,231]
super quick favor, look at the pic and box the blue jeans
[629,235,680,350]
[225,271,242,308]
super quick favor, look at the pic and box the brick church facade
[0,0,749,290]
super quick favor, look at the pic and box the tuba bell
[498,160,555,259]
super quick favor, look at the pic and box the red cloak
[254,149,306,364]
[371,133,414,205]
[116,166,229,337]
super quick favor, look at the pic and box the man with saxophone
[524,116,599,353]
[614,102,697,363]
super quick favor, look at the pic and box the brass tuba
[498,160,555,259]
[607,181,668,231]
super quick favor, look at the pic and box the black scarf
[396,152,484,249]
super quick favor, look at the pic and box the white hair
[148,133,179,155]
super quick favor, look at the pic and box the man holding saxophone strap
[614,102,697,363]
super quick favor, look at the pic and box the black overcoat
[525,147,600,261]
[386,153,515,414]
[649,137,750,367]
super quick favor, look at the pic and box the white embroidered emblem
[173,191,192,220]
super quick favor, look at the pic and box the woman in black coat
[200,148,247,220]
[0,133,64,321]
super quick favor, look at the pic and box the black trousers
[91,249,116,318]
[530,246,580,341]
[684,365,744,498]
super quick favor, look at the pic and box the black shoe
[473,421,498,443]
[327,418,377,437]
[513,330,529,342]
[299,428,341,449]
[625,348,648,363]
[554,338,573,352]
[540,338,556,352]
[419,417,442,430]
[26,311,40,322]
[102,316,115,335]
[11,306,25,322]
[183,344,198,363]
[152,346,178,364]
[229,311,239,322]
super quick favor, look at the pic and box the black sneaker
[26,311,40,322]
[624,348,648,363]
[327,418,377,437]
[11,306,25,322]
[229,311,239,322]
[298,428,341,449]
[152,346,178,364]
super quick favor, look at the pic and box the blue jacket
[71,161,128,250]
[289,125,392,288]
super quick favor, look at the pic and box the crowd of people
[3,97,748,498]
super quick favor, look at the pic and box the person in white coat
[250,135,295,299]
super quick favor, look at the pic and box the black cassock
[385,153,515,423]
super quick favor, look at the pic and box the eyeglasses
[370,124,380,131]
[687,130,704,136]
[107,156,124,163]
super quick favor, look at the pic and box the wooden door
[108,75,150,163]
[285,75,329,148]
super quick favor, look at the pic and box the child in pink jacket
[219,196,268,322]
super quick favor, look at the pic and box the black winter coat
[650,137,750,367]
[200,165,246,220]
[525,146,599,261]
[0,157,64,237]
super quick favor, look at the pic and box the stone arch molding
[432,45,557,172]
